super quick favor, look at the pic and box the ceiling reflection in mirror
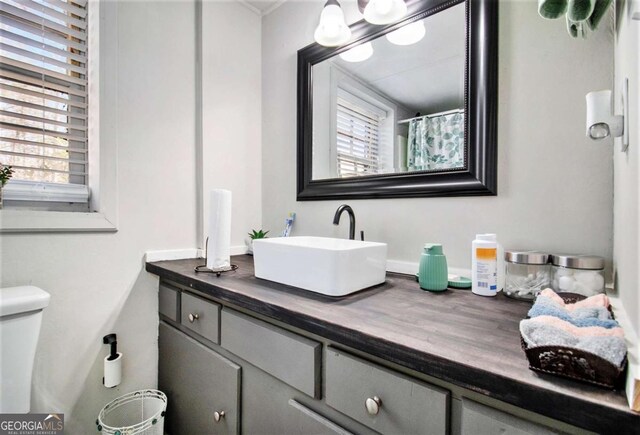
[311,3,466,181]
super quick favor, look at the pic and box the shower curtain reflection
[408,112,465,171]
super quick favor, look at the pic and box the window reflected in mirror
[311,2,466,180]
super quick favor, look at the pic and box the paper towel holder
[194,237,239,277]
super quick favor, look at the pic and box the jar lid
[550,254,605,270]
[504,251,549,265]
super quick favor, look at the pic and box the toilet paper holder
[103,333,122,388]
[103,334,118,361]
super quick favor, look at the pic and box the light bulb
[589,123,610,140]
[386,20,425,45]
[363,0,407,25]
[375,0,392,15]
[314,1,351,47]
[339,42,374,62]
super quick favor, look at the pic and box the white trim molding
[236,0,287,16]
[3,180,89,203]
[0,210,116,233]
[386,258,471,279]
[609,295,640,411]
[145,246,248,263]
[145,249,204,263]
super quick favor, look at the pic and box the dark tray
[521,292,627,389]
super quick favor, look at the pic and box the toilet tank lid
[0,286,51,317]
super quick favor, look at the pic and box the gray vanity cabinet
[181,292,221,344]
[326,347,450,435]
[460,399,559,435]
[159,322,241,435]
[220,308,322,399]
[159,283,179,321]
[287,400,354,435]
[156,282,584,435]
[238,351,372,435]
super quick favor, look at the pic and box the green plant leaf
[249,229,269,239]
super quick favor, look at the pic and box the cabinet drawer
[288,399,354,435]
[159,282,179,321]
[221,308,321,398]
[326,347,449,435]
[159,322,240,435]
[181,292,221,344]
[460,399,557,435]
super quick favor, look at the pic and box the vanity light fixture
[359,0,407,25]
[586,78,629,151]
[386,20,426,45]
[339,42,374,62]
[314,0,352,47]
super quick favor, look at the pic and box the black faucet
[333,204,356,240]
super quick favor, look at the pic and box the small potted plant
[246,229,269,255]
[0,165,14,209]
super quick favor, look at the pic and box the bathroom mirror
[297,0,498,200]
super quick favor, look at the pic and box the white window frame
[0,0,118,233]
[335,90,385,177]
[328,63,397,178]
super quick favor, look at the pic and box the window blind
[0,0,88,187]
[336,95,382,178]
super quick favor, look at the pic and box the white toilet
[0,286,51,413]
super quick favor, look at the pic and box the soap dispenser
[419,244,449,292]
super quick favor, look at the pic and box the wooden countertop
[146,255,639,433]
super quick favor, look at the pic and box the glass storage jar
[504,251,551,300]
[550,254,605,296]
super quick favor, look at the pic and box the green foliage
[248,229,269,239]
[0,165,14,186]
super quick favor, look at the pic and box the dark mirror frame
[297,0,498,200]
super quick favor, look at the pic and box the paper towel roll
[104,352,122,388]
[206,189,232,270]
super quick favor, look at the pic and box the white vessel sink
[252,236,387,297]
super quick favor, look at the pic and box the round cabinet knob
[365,396,382,416]
[188,313,199,323]
[213,411,225,422]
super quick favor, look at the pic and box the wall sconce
[586,78,629,152]
[314,0,409,48]
[358,0,407,25]
[314,0,351,47]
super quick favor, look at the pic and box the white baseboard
[146,245,247,262]
[609,295,640,411]
[230,245,249,256]
[145,249,203,262]
[386,259,471,278]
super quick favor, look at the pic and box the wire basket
[520,293,627,389]
[97,390,167,435]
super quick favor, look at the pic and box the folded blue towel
[528,296,619,329]
[572,305,612,321]
[534,295,612,320]
[520,319,627,366]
